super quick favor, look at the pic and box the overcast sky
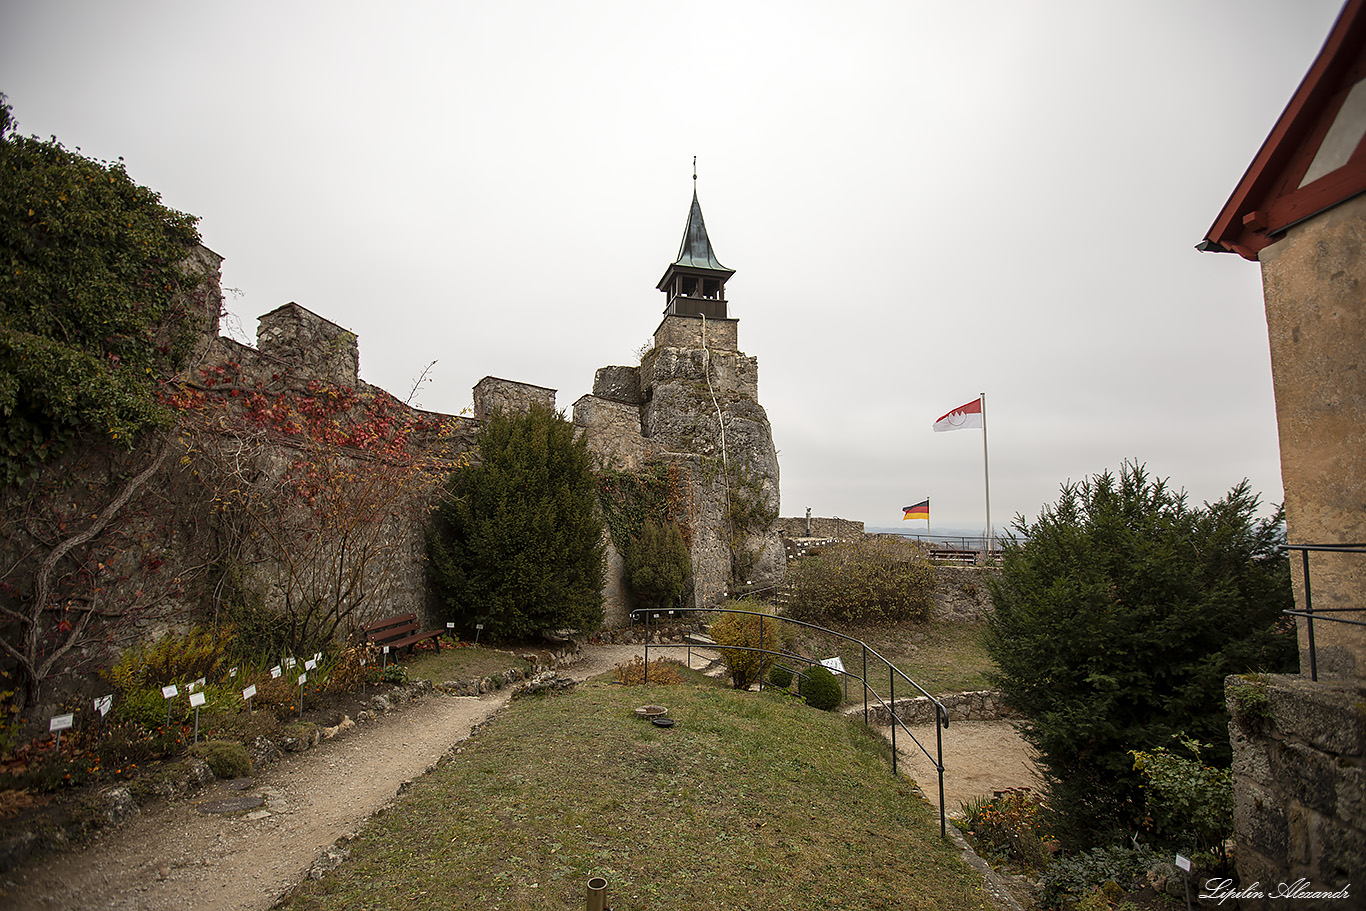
[1,1,1346,534]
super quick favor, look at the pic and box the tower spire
[656,174,734,319]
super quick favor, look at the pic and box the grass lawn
[789,619,996,702]
[402,644,538,683]
[278,675,996,911]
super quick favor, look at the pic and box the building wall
[1259,192,1366,679]
[573,394,649,471]
[1225,192,1366,897]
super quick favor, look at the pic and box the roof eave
[1200,0,1366,259]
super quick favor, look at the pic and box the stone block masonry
[1226,674,1362,905]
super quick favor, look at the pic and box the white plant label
[447,622,455,629]
[94,695,113,716]
[476,624,484,631]
[190,691,207,708]
[298,673,307,686]
[187,680,199,693]
[243,684,257,700]
[1175,854,1191,872]
[383,645,390,654]
[271,666,282,678]
[314,652,322,662]
[162,684,179,698]
[285,657,296,668]
[195,677,206,688]
[305,659,317,671]
[49,713,74,732]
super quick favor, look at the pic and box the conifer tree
[427,404,605,641]
[985,462,1296,849]
[624,517,691,613]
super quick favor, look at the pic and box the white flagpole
[980,393,993,557]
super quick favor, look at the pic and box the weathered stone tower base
[575,313,785,620]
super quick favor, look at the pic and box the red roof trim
[1202,0,1366,259]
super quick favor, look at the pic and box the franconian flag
[902,499,929,521]
[933,397,983,432]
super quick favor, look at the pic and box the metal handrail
[631,606,951,838]
[1280,542,1366,681]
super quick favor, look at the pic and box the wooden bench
[364,613,445,656]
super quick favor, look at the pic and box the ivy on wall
[596,460,693,555]
[0,97,203,485]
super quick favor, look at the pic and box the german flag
[902,499,929,521]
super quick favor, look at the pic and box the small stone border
[864,690,1017,727]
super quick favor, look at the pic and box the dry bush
[613,656,685,686]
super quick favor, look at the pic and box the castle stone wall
[472,376,557,421]
[592,365,643,404]
[573,394,648,471]
[257,302,360,387]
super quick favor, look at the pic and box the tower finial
[693,156,697,183]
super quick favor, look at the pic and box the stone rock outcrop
[574,313,785,617]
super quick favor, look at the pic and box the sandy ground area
[882,719,1042,814]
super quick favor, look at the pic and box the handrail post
[644,610,650,684]
[890,663,896,776]
[758,613,765,691]
[1302,548,1317,681]
[937,708,946,838]
[862,644,868,726]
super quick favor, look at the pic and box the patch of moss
[189,739,251,779]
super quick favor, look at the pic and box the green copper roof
[673,189,733,275]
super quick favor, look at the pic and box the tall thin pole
[980,393,993,556]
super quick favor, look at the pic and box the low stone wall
[777,517,866,541]
[1226,674,1363,903]
[932,565,996,622]
[586,623,701,645]
[867,690,1015,727]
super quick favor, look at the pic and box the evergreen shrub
[0,96,203,483]
[427,404,605,641]
[624,518,691,613]
[986,462,1296,848]
[799,664,842,711]
[768,664,794,689]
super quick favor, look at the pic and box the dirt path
[0,645,657,911]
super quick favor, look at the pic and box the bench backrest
[365,613,419,643]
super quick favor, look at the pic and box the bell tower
[656,170,734,319]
